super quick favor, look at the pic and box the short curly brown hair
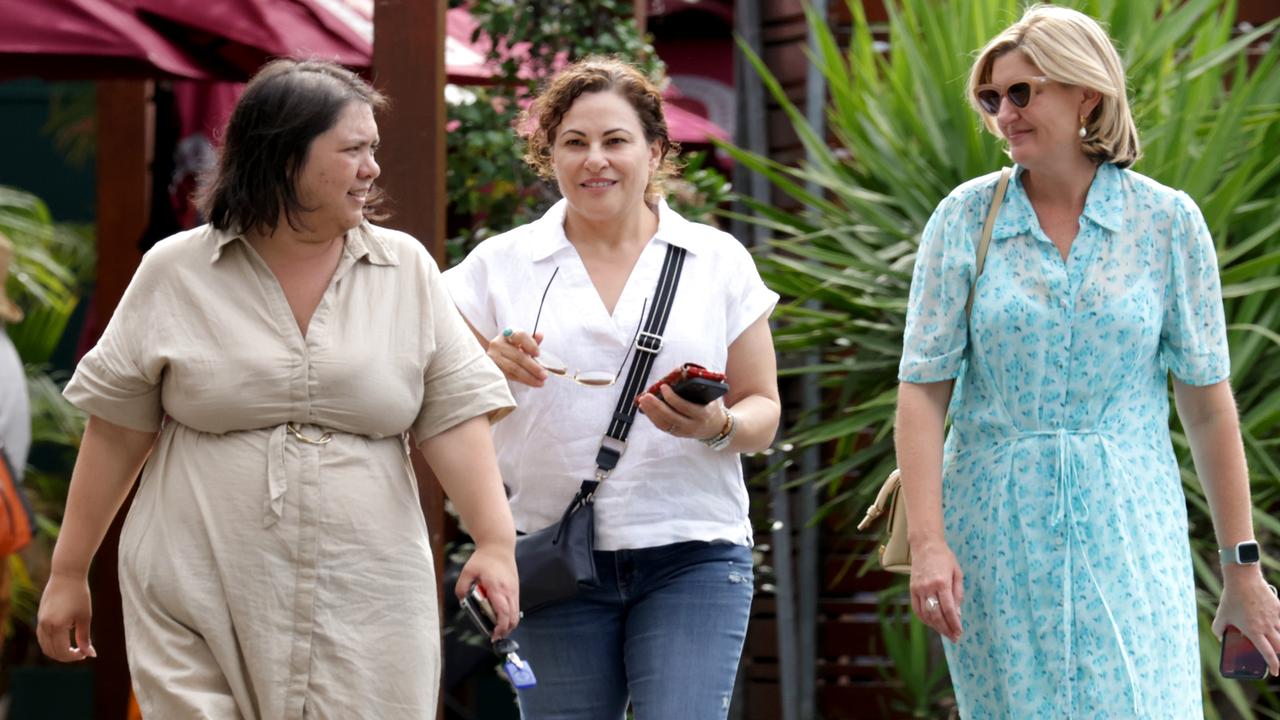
[522,57,681,204]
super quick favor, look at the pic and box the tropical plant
[876,596,955,718]
[1,186,93,634]
[719,0,1280,715]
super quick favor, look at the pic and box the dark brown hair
[522,57,680,203]
[198,59,388,235]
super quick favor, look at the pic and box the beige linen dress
[63,223,514,719]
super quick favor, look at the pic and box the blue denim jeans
[511,540,754,720]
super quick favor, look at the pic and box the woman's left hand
[456,543,521,640]
[1213,568,1280,676]
[636,384,726,439]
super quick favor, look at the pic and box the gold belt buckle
[286,422,333,445]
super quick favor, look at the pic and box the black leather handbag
[515,243,687,613]
[514,479,599,612]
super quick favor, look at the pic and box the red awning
[665,102,729,145]
[445,7,500,85]
[0,0,216,81]
[131,0,369,78]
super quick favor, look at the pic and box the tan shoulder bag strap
[964,166,1013,317]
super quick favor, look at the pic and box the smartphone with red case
[643,363,729,405]
[1220,625,1269,680]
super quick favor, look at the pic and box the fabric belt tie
[265,422,333,528]
[1005,428,1141,717]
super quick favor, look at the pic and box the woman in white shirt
[444,57,780,720]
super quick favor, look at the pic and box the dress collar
[992,163,1124,241]
[209,222,398,266]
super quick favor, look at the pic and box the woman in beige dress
[35,59,520,719]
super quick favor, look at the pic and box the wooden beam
[372,1,446,262]
[95,81,152,321]
[370,5,449,710]
[91,77,154,720]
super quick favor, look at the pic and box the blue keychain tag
[503,656,537,688]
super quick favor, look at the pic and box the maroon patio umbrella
[130,0,507,84]
[0,0,216,81]
[131,0,368,79]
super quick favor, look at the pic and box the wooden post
[372,2,447,262]
[90,78,154,720]
[370,3,449,710]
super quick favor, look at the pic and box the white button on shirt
[445,199,779,551]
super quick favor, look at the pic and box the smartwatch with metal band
[1218,540,1262,567]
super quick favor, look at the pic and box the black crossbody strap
[594,243,687,473]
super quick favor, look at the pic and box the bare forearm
[723,315,781,454]
[50,416,157,579]
[1176,381,1256,580]
[726,394,780,453]
[419,415,516,550]
[895,381,953,548]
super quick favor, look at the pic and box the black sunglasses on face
[974,75,1052,115]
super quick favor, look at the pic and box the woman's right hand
[487,329,548,388]
[910,539,965,642]
[36,571,97,662]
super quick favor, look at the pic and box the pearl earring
[1078,116,1087,139]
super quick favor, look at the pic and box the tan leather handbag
[858,167,1013,574]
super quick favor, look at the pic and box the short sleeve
[723,239,779,344]
[63,251,167,432]
[898,193,977,383]
[412,250,515,443]
[1160,192,1230,386]
[442,244,500,341]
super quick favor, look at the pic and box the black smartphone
[670,376,729,405]
[460,585,497,639]
[1220,625,1269,680]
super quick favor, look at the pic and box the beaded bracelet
[700,406,737,452]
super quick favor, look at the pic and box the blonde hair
[967,4,1140,168]
[522,57,680,204]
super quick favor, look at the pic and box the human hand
[487,329,548,388]
[910,540,964,642]
[1213,568,1280,676]
[456,542,521,639]
[635,384,726,440]
[36,571,97,662]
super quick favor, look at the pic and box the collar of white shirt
[525,198,708,263]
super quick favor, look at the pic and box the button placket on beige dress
[64,224,514,719]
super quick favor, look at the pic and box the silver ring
[926,597,940,611]
[667,424,677,433]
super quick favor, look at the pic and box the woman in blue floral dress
[895,6,1280,717]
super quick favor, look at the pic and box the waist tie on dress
[1005,428,1141,717]
[265,422,333,528]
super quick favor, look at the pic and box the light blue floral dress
[899,163,1228,719]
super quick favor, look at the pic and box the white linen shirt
[445,199,778,551]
